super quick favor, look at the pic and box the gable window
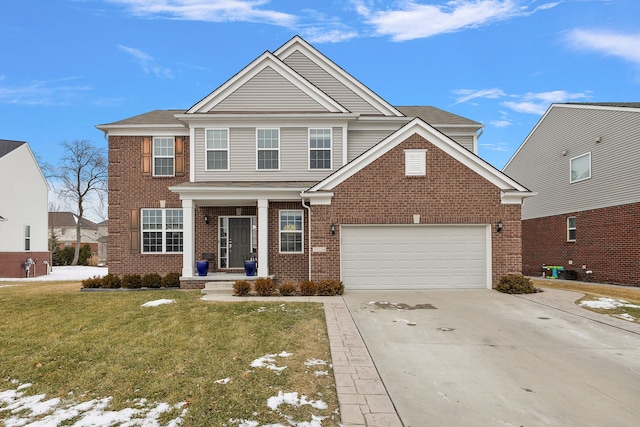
[567,216,576,241]
[279,210,303,253]
[206,129,229,170]
[141,208,183,253]
[405,149,427,176]
[153,137,175,176]
[24,225,30,251]
[257,129,279,170]
[570,152,591,183]
[309,128,332,170]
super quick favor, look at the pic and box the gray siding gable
[503,104,640,219]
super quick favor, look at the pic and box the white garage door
[341,225,488,289]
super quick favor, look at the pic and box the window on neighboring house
[153,137,175,176]
[141,209,183,253]
[206,129,229,170]
[279,210,303,253]
[567,216,576,241]
[24,225,30,251]
[309,128,332,169]
[570,152,591,183]
[257,129,279,170]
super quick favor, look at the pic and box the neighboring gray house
[503,103,640,286]
[48,212,100,255]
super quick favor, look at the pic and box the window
[206,129,229,170]
[405,149,427,176]
[153,137,175,176]
[279,210,303,253]
[570,152,591,183]
[567,216,576,241]
[142,209,183,253]
[257,129,279,170]
[24,225,30,251]
[309,128,332,169]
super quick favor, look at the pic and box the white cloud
[567,29,640,67]
[118,45,173,78]
[108,0,297,27]
[453,88,507,104]
[356,0,560,41]
[302,28,359,43]
[490,119,512,128]
[0,77,91,106]
[502,90,590,114]
[480,141,510,152]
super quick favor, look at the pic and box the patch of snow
[0,266,107,282]
[251,352,292,373]
[314,371,328,377]
[304,359,327,367]
[613,313,636,322]
[215,378,231,384]
[580,298,640,310]
[267,391,328,411]
[141,299,176,307]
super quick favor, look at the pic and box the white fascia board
[187,52,348,114]
[169,184,305,202]
[274,37,403,117]
[309,118,530,193]
[300,191,333,205]
[96,125,188,137]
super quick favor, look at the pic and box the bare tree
[55,140,107,265]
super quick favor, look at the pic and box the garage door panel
[341,225,487,289]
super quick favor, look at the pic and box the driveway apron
[342,289,640,427]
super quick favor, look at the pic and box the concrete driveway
[342,289,640,427]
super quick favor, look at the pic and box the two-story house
[98,36,533,290]
[503,103,640,286]
[0,140,49,278]
[48,212,101,254]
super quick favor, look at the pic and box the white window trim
[141,208,184,254]
[256,128,280,171]
[205,128,230,171]
[308,128,333,170]
[567,216,576,242]
[279,210,304,254]
[570,152,591,183]
[405,149,427,176]
[152,136,175,177]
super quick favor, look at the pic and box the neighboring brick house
[97,36,532,289]
[503,103,640,286]
[0,140,49,278]
[48,212,101,255]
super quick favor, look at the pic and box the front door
[229,218,251,268]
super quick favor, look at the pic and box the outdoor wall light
[331,222,336,235]
[497,220,504,233]
[204,214,210,225]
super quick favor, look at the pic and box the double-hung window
[567,216,576,242]
[570,152,591,183]
[309,128,332,170]
[24,225,31,251]
[206,129,229,170]
[153,137,175,176]
[142,209,183,253]
[257,129,279,170]
[279,210,303,253]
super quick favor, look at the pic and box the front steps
[201,281,235,296]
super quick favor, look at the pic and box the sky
[2,0,639,175]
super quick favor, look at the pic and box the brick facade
[522,202,640,286]
[0,252,50,278]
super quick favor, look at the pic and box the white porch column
[257,198,269,277]
[182,199,195,277]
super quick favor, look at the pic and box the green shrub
[55,246,75,266]
[78,244,92,266]
[233,280,251,296]
[316,279,344,296]
[298,280,317,296]
[277,281,297,296]
[121,274,142,289]
[161,272,181,288]
[141,273,162,289]
[101,273,121,289]
[254,277,275,296]
[496,274,537,294]
[81,276,103,289]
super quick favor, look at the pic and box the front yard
[0,281,339,426]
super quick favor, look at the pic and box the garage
[341,225,489,289]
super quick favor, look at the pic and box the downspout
[301,193,312,281]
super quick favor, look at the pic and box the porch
[179,271,276,290]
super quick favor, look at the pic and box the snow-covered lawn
[580,297,640,322]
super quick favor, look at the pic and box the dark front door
[229,218,251,268]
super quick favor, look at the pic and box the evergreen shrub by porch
[254,277,275,296]
[121,274,142,289]
[161,272,181,288]
[316,279,344,296]
[298,280,317,296]
[233,280,251,296]
[496,274,537,294]
[277,281,296,296]
[141,273,162,288]
[101,274,121,289]
[81,276,103,289]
